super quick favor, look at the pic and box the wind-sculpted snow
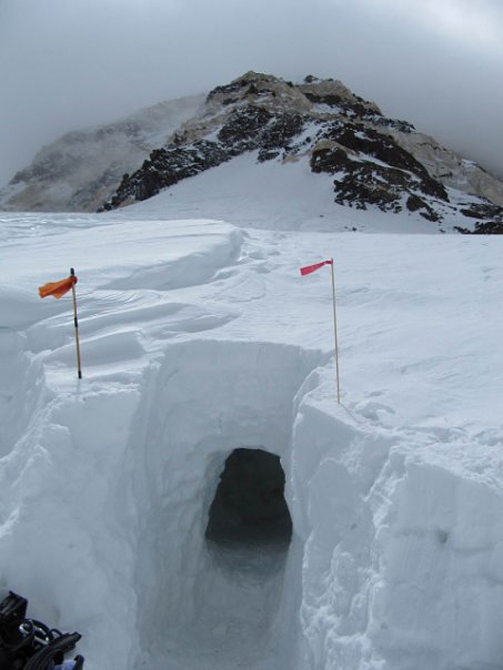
[0,326,45,458]
[292,371,503,670]
[1,212,503,669]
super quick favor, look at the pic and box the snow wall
[2,333,503,669]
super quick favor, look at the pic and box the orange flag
[38,275,77,299]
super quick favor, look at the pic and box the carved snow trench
[129,339,324,669]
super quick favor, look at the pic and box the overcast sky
[1,0,502,188]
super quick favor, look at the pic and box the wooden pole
[70,267,82,379]
[329,258,341,404]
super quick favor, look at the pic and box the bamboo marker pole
[70,267,82,379]
[329,258,341,404]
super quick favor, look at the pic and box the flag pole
[70,267,82,379]
[329,258,341,404]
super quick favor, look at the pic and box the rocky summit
[102,72,503,232]
[2,72,503,232]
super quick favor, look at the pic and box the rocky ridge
[99,72,503,231]
[2,72,503,232]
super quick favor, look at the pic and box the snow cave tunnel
[205,447,293,549]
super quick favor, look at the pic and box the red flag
[300,259,333,276]
[38,275,77,299]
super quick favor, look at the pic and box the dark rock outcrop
[454,202,503,234]
[310,146,442,220]
[101,106,308,210]
[455,221,503,234]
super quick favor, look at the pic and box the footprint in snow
[355,399,396,423]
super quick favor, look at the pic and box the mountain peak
[204,71,382,120]
[2,71,503,233]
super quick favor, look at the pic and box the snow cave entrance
[205,448,292,553]
[132,340,323,667]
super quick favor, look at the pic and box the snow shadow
[0,331,44,457]
[128,339,323,668]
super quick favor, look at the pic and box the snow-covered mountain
[2,72,503,233]
[0,94,204,212]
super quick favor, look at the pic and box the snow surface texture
[1,200,503,670]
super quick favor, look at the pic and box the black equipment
[0,591,84,669]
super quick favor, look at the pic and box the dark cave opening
[205,448,293,548]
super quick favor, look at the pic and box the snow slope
[107,151,488,235]
[1,201,503,670]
